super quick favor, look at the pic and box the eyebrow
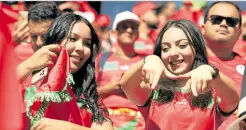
[161,38,188,45]
[70,33,91,41]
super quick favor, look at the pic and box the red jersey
[139,89,221,130]
[96,52,146,130]
[233,39,246,58]
[96,52,144,109]
[134,37,155,55]
[208,55,245,94]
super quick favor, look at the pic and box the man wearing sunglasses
[202,1,245,130]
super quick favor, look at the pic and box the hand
[240,120,246,130]
[142,55,179,90]
[12,20,29,44]
[178,65,215,96]
[107,77,123,95]
[25,44,61,72]
[31,118,71,130]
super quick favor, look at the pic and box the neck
[139,22,150,40]
[116,42,136,59]
[175,79,190,89]
[206,40,235,60]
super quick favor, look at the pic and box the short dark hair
[204,1,242,27]
[28,2,62,22]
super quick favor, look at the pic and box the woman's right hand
[25,44,61,72]
[142,55,179,90]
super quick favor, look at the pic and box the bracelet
[208,64,219,79]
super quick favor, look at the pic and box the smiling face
[60,21,92,73]
[161,27,195,75]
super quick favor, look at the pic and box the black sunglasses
[207,15,239,27]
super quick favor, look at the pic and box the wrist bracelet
[208,64,219,79]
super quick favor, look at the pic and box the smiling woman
[22,13,113,130]
[120,19,239,130]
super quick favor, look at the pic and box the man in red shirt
[96,11,145,130]
[201,1,245,130]
[132,2,159,55]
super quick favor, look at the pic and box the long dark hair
[153,19,212,108]
[43,13,107,123]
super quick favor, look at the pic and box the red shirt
[233,39,246,58]
[208,54,245,94]
[96,52,145,110]
[139,89,220,130]
[134,37,155,55]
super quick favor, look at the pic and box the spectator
[201,1,246,130]
[96,11,145,130]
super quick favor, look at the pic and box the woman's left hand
[178,64,215,97]
[31,118,71,130]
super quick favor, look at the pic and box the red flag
[0,9,23,130]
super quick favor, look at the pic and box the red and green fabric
[24,48,82,127]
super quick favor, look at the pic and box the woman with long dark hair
[120,19,239,130]
[20,13,113,130]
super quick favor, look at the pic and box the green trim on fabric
[153,89,159,100]
[24,85,37,101]
[176,87,191,94]
[118,118,138,130]
[25,73,74,126]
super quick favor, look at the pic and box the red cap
[132,2,157,18]
[95,14,110,27]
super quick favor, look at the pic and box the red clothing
[96,52,145,129]
[0,7,23,129]
[208,55,245,94]
[139,89,221,130]
[14,43,34,63]
[134,37,155,55]
[208,54,246,130]
[233,39,246,58]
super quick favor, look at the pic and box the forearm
[120,59,151,106]
[97,85,124,98]
[212,73,239,112]
[17,59,34,82]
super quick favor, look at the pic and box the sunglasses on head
[207,15,239,27]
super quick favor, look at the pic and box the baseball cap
[112,11,140,30]
[132,2,158,18]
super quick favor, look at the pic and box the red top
[96,52,145,110]
[134,37,155,55]
[139,89,221,130]
[208,54,246,94]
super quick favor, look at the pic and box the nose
[220,19,228,27]
[170,47,179,57]
[126,26,133,33]
[74,40,84,53]
[36,36,44,49]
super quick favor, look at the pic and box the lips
[70,56,81,63]
[170,60,184,66]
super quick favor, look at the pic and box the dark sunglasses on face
[208,15,239,27]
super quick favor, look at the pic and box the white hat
[112,11,140,30]
[227,96,246,130]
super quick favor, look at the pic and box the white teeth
[171,61,183,65]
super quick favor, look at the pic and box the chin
[70,64,80,73]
